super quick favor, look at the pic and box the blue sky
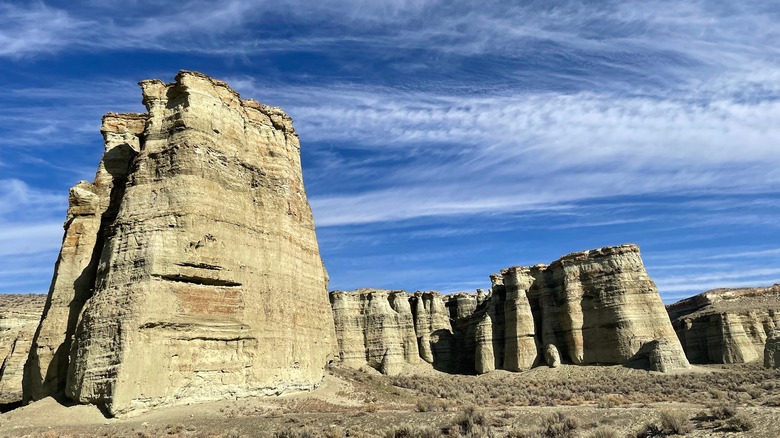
[1,1,779,302]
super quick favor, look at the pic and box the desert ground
[2,362,778,438]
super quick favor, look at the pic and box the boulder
[544,344,561,368]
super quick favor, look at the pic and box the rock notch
[667,284,780,364]
[330,244,689,374]
[23,71,337,416]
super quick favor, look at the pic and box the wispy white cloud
[272,85,780,225]
[0,180,65,292]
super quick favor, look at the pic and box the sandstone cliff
[329,290,455,375]
[0,294,45,404]
[24,71,337,416]
[331,244,688,375]
[667,285,780,364]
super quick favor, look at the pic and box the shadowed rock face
[23,71,337,416]
[0,294,46,403]
[331,244,688,375]
[667,285,780,364]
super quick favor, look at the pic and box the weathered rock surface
[0,294,46,403]
[329,290,454,375]
[24,113,146,403]
[410,291,455,370]
[332,244,688,375]
[544,344,560,368]
[668,285,780,364]
[24,71,337,416]
[765,330,780,369]
[502,267,538,371]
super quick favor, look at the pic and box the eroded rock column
[23,113,145,402]
[502,267,537,370]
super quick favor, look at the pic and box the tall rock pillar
[23,114,145,402]
[27,71,337,416]
[502,267,538,370]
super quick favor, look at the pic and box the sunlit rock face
[332,244,688,375]
[0,294,45,403]
[668,284,780,364]
[24,71,337,416]
[329,289,455,375]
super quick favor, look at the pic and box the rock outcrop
[24,113,146,403]
[23,71,337,416]
[329,290,455,375]
[765,330,780,369]
[668,285,780,364]
[0,294,45,403]
[331,244,688,375]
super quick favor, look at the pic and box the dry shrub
[274,426,318,438]
[709,403,737,420]
[384,425,440,438]
[659,410,693,435]
[586,426,620,438]
[448,405,491,437]
[634,422,664,438]
[540,412,578,438]
[416,397,453,412]
[596,395,626,409]
[724,412,755,432]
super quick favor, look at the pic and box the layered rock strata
[329,290,454,375]
[0,294,46,403]
[331,244,688,374]
[24,71,337,416]
[24,113,146,402]
[668,285,780,364]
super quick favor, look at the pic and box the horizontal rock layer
[667,284,780,364]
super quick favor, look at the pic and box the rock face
[329,290,455,375]
[765,330,780,369]
[668,285,780,364]
[331,244,688,375]
[23,71,337,416]
[0,294,46,403]
[24,113,146,403]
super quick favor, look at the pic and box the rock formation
[331,244,688,375]
[0,294,46,403]
[765,329,780,369]
[23,71,337,416]
[329,290,455,375]
[668,285,780,364]
[24,113,146,403]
